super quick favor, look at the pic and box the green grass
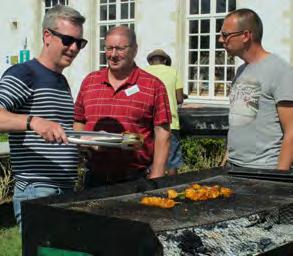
[0,133,8,143]
[0,226,21,256]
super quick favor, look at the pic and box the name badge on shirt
[125,84,140,96]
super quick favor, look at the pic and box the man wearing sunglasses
[74,26,171,186]
[0,5,87,225]
[219,9,293,173]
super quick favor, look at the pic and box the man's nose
[68,42,80,51]
[218,34,225,44]
[110,47,118,56]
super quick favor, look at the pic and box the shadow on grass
[0,200,16,228]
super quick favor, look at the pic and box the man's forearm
[277,105,293,171]
[278,135,293,171]
[0,108,27,132]
[149,126,170,179]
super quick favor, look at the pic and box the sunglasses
[47,28,88,50]
[220,30,244,40]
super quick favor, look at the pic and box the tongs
[65,130,143,149]
[66,130,123,139]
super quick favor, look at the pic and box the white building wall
[135,0,183,71]
[0,0,292,102]
[238,0,293,64]
[0,0,95,100]
[0,0,42,75]
[64,0,97,99]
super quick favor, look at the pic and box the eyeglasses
[104,45,130,53]
[47,28,88,50]
[220,30,244,40]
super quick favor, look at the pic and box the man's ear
[243,30,252,43]
[43,30,52,46]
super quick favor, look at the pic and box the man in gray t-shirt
[219,8,293,171]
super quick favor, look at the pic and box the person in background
[0,5,87,225]
[74,26,171,186]
[145,49,184,175]
[219,8,293,172]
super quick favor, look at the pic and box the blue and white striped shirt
[0,59,78,190]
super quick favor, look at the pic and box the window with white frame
[187,0,236,100]
[45,0,69,12]
[98,0,135,69]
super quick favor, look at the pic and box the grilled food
[140,196,177,208]
[141,184,233,209]
[168,184,233,201]
[220,187,233,197]
[122,132,144,148]
[185,184,233,201]
[167,189,178,199]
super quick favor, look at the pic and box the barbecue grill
[22,167,293,256]
[178,107,229,136]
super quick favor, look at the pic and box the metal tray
[66,130,140,149]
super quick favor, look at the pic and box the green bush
[0,157,13,202]
[0,133,8,142]
[179,136,226,173]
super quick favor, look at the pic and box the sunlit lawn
[0,226,21,256]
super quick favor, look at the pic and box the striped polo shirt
[0,59,78,190]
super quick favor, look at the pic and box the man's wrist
[148,167,165,179]
[26,115,34,131]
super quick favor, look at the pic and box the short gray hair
[105,26,137,46]
[42,5,85,32]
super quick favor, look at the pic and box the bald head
[105,26,137,47]
[226,8,263,43]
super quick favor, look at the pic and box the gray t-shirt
[228,54,293,169]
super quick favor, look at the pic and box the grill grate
[279,203,293,224]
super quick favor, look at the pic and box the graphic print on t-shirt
[229,79,261,127]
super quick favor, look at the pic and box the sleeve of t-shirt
[273,59,293,103]
[0,63,33,111]
[153,78,172,126]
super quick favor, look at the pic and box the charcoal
[165,233,177,242]
[216,222,228,229]
[258,238,272,251]
[262,223,273,231]
[246,213,267,227]
[236,241,258,253]
[203,223,215,230]
[159,213,293,255]
[178,230,207,255]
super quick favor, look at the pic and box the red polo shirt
[74,66,171,184]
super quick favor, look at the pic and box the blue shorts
[166,130,183,169]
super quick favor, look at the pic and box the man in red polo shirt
[74,26,171,186]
